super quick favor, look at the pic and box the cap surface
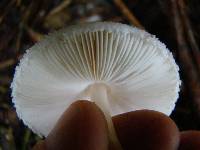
[11,22,181,136]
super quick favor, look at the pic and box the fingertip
[32,140,46,150]
[45,100,109,150]
[179,130,200,150]
[112,110,180,150]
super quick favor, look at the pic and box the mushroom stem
[90,83,123,150]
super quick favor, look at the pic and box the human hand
[33,100,200,150]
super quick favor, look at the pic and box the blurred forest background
[0,0,200,149]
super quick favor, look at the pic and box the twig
[22,130,31,150]
[171,0,200,117]
[0,109,18,125]
[0,29,15,52]
[16,0,21,6]
[0,76,11,85]
[14,27,22,54]
[0,0,16,24]
[0,86,7,93]
[177,0,200,76]
[1,128,16,149]
[47,0,71,16]
[0,59,15,70]
[113,0,144,29]
[25,26,43,43]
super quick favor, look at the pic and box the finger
[112,110,180,150]
[32,141,46,150]
[179,130,200,150]
[44,100,109,150]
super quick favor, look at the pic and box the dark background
[0,0,200,149]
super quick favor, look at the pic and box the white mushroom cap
[11,22,181,137]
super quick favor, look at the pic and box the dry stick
[0,76,11,85]
[0,54,22,71]
[0,31,15,52]
[0,0,16,24]
[0,59,15,70]
[113,0,144,29]
[25,26,43,42]
[15,30,22,53]
[177,0,200,77]
[171,0,200,117]
[47,0,71,16]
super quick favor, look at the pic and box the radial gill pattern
[11,22,181,136]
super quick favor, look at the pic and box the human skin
[33,101,200,150]
[178,131,200,150]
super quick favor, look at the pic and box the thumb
[34,100,109,150]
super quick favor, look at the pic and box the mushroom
[11,22,181,149]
